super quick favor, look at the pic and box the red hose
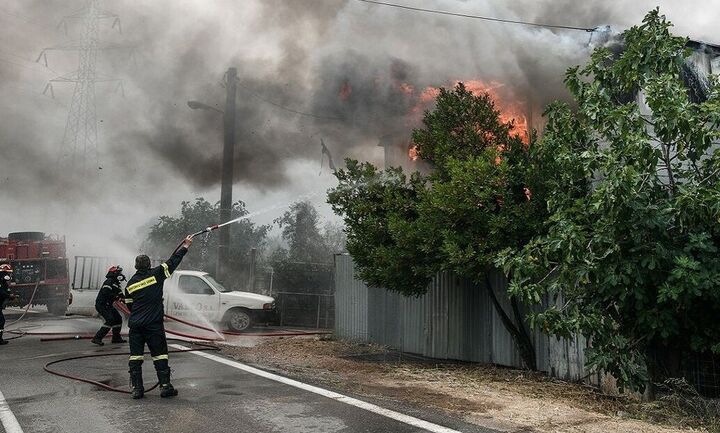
[114,300,331,338]
[43,339,219,394]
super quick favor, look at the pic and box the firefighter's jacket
[124,247,187,328]
[0,274,10,309]
[95,278,123,309]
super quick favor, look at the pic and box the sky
[0,0,718,259]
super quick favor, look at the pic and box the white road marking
[0,389,24,433]
[169,344,463,433]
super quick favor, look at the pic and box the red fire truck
[0,232,71,315]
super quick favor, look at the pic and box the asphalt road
[0,311,496,433]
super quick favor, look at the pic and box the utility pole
[248,247,257,292]
[217,67,237,282]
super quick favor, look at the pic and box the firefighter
[91,265,127,346]
[0,264,18,345]
[124,236,193,399]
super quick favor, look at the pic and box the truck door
[173,275,220,321]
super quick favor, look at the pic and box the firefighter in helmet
[91,265,127,346]
[0,264,18,345]
[124,235,193,399]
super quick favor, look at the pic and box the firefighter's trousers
[93,305,123,340]
[0,308,5,337]
[128,322,169,372]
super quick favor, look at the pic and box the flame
[339,73,529,166]
[396,82,414,96]
[408,144,419,161]
[407,80,529,143]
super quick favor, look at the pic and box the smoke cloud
[0,0,718,255]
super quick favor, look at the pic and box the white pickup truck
[163,270,277,331]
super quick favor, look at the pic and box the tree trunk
[510,295,537,371]
[642,344,658,401]
[484,273,537,370]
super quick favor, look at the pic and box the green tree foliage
[143,197,269,288]
[498,10,720,392]
[269,201,345,293]
[328,83,546,369]
[273,201,328,263]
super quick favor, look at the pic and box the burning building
[371,79,539,172]
[375,36,720,173]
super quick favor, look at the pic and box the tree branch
[699,167,720,186]
[484,273,537,370]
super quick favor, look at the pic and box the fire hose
[4,280,42,340]
[38,218,331,391]
[43,339,219,394]
[40,308,329,393]
[18,301,330,342]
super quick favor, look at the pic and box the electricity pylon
[37,0,124,178]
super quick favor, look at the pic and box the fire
[336,74,529,166]
[408,144,419,161]
[409,79,529,143]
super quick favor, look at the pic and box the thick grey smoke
[0,0,718,254]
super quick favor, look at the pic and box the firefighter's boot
[111,327,126,343]
[91,326,109,346]
[157,369,178,398]
[129,368,144,399]
[0,331,7,346]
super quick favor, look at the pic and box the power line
[0,56,54,75]
[2,84,68,108]
[354,0,597,32]
[0,49,59,74]
[0,6,45,28]
[235,80,344,121]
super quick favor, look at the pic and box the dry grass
[222,337,712,433]
[629,379,720,433]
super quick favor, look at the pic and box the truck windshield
[205,275,233,293]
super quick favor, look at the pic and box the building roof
[687,39,720,55]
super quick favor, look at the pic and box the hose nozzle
[188,224,219,239]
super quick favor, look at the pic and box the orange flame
[462,80,529,141]
[408,80,529,143]
[408,144,419,161]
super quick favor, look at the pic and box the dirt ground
[221,336,708,433]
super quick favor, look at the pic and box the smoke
[0,0,718,254]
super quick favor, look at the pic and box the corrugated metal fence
[334,254,592,381]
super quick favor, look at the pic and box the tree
[328,83,547,369]
[268,201,341,294]
[271,201,348,263]
[498,10,720,393]
[144,197,269,289]
[321,221,347,255]
[274,201,327,263]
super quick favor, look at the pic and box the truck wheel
[225,309,251,332]
[47,300,68,316]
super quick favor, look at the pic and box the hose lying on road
[4,281,42,340]
[38,302,330,391]
[37,305,329,396]
[6,280,41,328]
[43,339,219,394]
